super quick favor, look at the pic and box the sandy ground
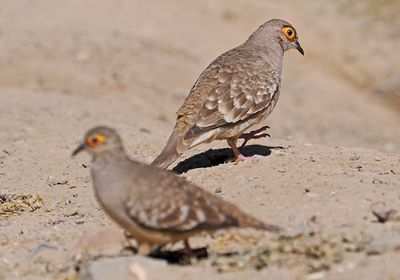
[0,1,399,279]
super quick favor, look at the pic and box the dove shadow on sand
[124,245,208,264]
[172,144,284,174]
[149,247,209,264]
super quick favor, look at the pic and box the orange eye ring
[282,27,296,41]
[86,133,106,147]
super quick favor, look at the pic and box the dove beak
[72,142,85,157]
[295,41,304,56]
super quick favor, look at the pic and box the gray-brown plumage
[152,19,304,169]
[72,126,281,254]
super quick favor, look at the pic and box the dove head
[247,19,304,56]
[72,126,125,158]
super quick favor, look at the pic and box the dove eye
[282,27,296,41]
[86,133,106,147]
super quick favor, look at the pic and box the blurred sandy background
[0,0,399,153]
[0,1,399,279]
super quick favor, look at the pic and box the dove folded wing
[182,55,280,140]
[125,185,239,233]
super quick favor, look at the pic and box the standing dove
[72,126,281,255]
[152,19,304,169]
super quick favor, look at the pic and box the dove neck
[244,38,283,62]
[91,148,129,166]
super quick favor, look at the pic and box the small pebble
[371,203,398,223]
[63,209,79,217]
[75,219,85,225]
[83,176,91,183]
[349,154,360,161]
[47,176,68,187]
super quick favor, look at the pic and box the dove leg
[137,242,152,255]
[183,239,193,255]
[227,139,247,162]
[239,125,270,148]
[123,230,141,252]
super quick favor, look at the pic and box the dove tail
[259,223,282,233]
[239,215,282,233]
[151,130,188,169]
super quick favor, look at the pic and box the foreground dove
[73,126,281,254]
